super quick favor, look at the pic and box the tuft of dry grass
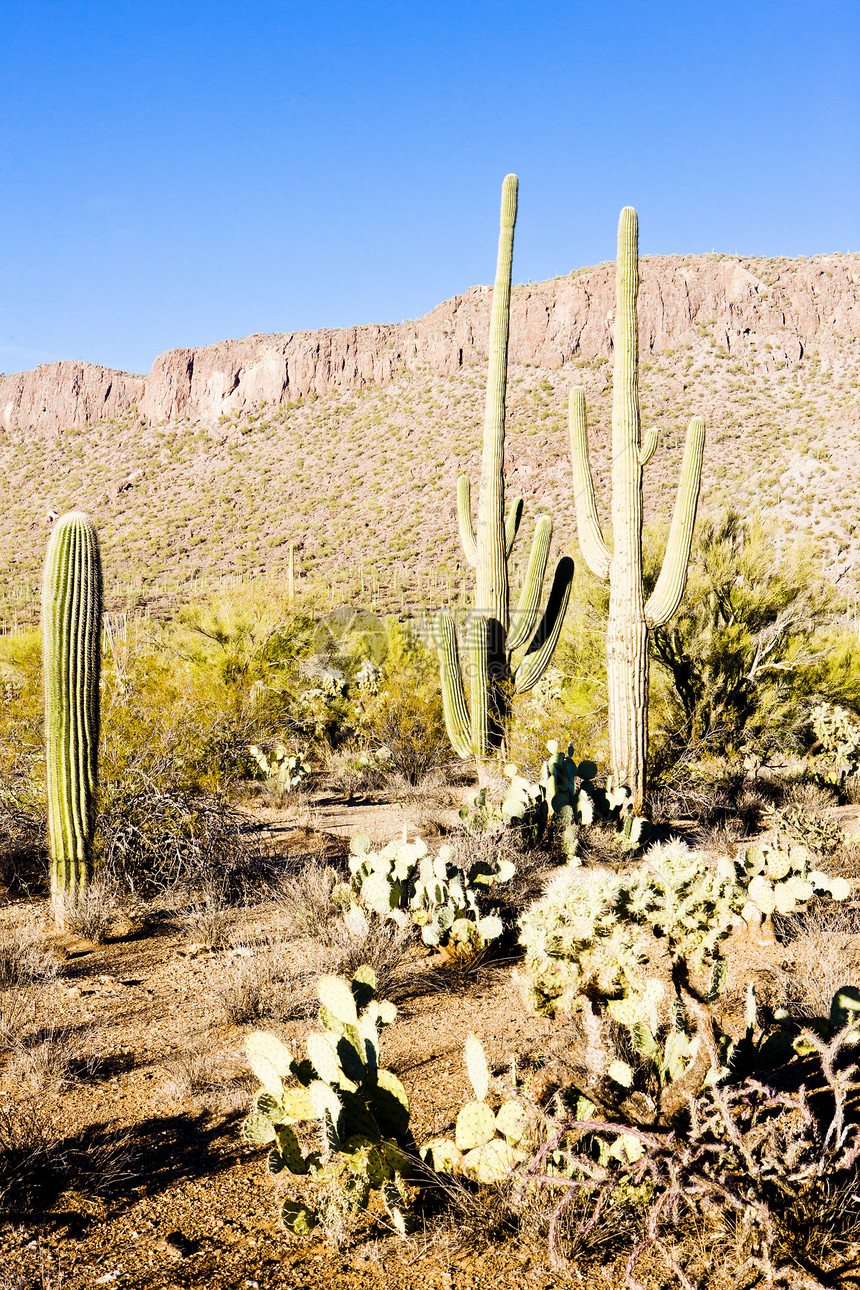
[0,917,61,990]
[774,898,860,1018]
[276,858,349,947]
[208,933,318,1025]
[185,876,234,949]
[54,878,122,944]
[0,1093,135,1216]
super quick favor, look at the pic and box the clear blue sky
[2,0,858,376]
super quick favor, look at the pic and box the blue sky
[1,0,858,375]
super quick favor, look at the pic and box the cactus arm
[433,611,474,753]
[645,417,706,628]
[505,497,523,556]
[639,427,658,466]
[568,388,612,581]
[436,612,473,759]
[476,174,517,633]
[507,516,552,652]
[42,511,102,925]
[457,477,478,568]
[514,556,574,693]
[468,614,490,759]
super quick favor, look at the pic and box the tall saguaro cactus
[437,175,574,762]
[569,208,705,811]
[42,511,103,926]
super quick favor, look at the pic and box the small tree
[650,511,838,760]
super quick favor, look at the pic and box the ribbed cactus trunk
[475,173,516,751]
[42,512,103,927]
[607,208,649,807]
[437,175,574,766]
[569,208,705,813]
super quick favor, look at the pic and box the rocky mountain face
[3,253,858,436]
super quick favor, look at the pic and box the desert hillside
[1,251,859,617]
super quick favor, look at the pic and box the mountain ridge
[3,251,858,437]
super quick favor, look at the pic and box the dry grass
[0,1093,134,1216]
[54,878,122,944]
[0,917,60,990]
[208,933,318,1025]
[774,899,860,1018]
[276,857,349,946]
[185,876,234,949]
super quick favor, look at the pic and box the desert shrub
[650,510,857,761]
[356,619,448,784]
[97,781,253,896]
[525,1027,860,1283]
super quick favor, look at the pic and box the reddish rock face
[0,361,145,436]
[3,253,858,435]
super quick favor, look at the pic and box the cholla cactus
[348,833,512,960]
[517,841,743,1023]
[421,1033,529,1183]
[763,803,845,857]
[243,966,413,1235]
[812,701,860,776]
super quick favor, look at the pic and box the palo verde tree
[436,174,574,764]
[569,207,705,810]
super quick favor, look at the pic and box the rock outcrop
[3,253,858,436]
[0,362,145,437]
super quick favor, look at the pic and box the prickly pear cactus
[718,835,850,926]
[421,1034,528,1183]
[540,741,652,852]
[347,833,421,924]
[249,743,310,796]
[243,966,414,1235]
[468,742,652,864]
[348,832,514,961]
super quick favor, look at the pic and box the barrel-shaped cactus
[569,208,705,810]
[42,511,103,925]
[437,175,573,762]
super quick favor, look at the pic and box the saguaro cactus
[436,175,574,762]
[42,511,103,925]
[569,208,705,810]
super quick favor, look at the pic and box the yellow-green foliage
[0,627,44,811]
[355,620,447,784]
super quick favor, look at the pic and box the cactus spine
[42,511,103,925]
[569,208,705,811]
[437,175,574,761]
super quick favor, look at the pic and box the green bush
[649,510,859,761]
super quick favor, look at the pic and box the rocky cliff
[2,253,858,436]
